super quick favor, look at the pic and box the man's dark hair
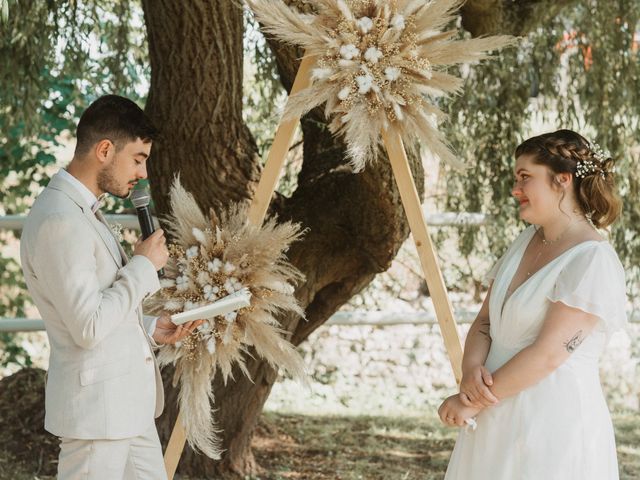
[75,95,159,156]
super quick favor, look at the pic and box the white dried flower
[193,271,207,286]
[338,86,351,100]
[184,300,198,311]
[164,299,183,311]
[207,258,223,273]
[224,311,237,323]
[223,262,236,274]
[356,16,373,33]
[206,338,216,354]
[384,66,401,81]
[340,43,359,60]
[312,67,333,80]
[176,275,189,291]
[192,227,208,245]
[160,278,176,288]
[223,278,236,293]
[356,74,374,94]
[364,46,383,64]
[203,284,220,301]
[390,14,405,30]
[186,245,199,259]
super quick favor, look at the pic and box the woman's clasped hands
[438,365,499,427]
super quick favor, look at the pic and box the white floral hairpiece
[589,141,610,163]
[575,141,611,179]
[575,160,602,179]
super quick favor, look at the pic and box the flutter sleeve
[547,242,628,335]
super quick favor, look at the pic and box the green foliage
[243,12,303,197]
[243,12,287,158]
[438,0,640,299]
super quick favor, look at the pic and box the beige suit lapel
[47,173,123,269]
[94,210,127,269]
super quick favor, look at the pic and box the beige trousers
[57,423,167,480]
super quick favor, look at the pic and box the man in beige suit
[20,95,200,479]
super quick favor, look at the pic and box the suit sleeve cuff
[128,255,161,298]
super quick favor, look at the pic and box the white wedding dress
[445,225,628,480]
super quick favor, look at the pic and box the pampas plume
[147,178,307,458]
[246,0,517,171]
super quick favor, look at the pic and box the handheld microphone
[130,187,164,277]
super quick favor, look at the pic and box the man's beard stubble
[96,161,129,199]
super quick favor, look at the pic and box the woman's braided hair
[515,129,622,229]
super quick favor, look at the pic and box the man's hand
[152,311,204,345]
[133,229,169,271]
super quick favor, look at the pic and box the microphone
[130,187,164,277]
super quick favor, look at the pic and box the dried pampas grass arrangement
[145,179,307,459]
[246,0,515,171]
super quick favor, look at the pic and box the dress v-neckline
[500,230,605,316]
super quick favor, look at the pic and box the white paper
[170,288,252,325]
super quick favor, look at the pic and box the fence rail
[2,308,639,333]
[0,312,474,333]
[1,211,489,231]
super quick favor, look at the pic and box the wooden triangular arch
[163,53,464,478]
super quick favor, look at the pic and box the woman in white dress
[438,129,628,480]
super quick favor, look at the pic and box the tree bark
[142,0,260,217]
[140,0,578,477]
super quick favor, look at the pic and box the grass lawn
[1,411,638,479]
[0,398,640,480]
[247,411,640,480]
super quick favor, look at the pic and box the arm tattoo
[564,330,584,353]
[478,318,491,340]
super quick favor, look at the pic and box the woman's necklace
[504,221,576,303]
[526,222,573,277]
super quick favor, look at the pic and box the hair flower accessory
[589,141,610,163]
[575,159,601,179]
[576,141,611,179]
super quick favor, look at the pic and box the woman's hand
[459,365,499,408]
[438,394,482,427]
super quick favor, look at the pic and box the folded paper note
[170,288,252,325]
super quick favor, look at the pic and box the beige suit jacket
[20,172,165,439]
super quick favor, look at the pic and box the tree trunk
[140,0,577,477]
[141,0,260,217]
